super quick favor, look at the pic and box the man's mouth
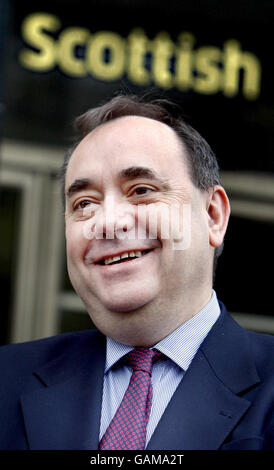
[96,249,153,266]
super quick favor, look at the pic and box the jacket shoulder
[246,329,274,378]
[0,330,99,380]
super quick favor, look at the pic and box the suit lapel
[147,306,260,450]
[21,331,106,450]
[147,349,251,450]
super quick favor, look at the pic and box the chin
[102,299,150,313]
[101,291,156,314]
[93,278,158,312]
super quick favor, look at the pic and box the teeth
[103,250,144,265]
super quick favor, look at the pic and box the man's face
[65,116,215,345]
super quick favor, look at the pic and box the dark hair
[60,93,224,276]
[60,94,221,193]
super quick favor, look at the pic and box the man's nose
[93,195,136,239]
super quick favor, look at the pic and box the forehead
[66,115,190,186]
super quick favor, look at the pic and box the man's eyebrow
[66,178,93,199]
[66,167,171,199]
[118,166,170,188]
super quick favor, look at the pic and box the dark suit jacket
[1,303,274,450]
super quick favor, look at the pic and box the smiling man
[1,94,274,450]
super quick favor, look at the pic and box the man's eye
[132,187,153,195]
[74,200,93,210]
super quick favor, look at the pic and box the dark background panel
[214,215,274,316]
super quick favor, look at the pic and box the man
[1,94,274,450]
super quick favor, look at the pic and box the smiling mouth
[96,249,153,266]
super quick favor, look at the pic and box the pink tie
[99,347,162,450]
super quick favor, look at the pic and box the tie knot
[126,348,162,374]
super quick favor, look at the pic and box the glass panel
[214,215,274,319]
[59,310,95,334]
[0,186,21,344]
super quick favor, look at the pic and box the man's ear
[206,185,230,248]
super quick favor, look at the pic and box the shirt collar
[154,290,220,371]
[105,290,220,373]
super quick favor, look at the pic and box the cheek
[140,202,174,241]
[157,239,178,281]
[65,222,87,262]
[191,210,210,247]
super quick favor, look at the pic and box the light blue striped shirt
[99,290,220,446]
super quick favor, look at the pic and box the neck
[89,287,213,347]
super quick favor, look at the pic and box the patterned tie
[99,347,162,450]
